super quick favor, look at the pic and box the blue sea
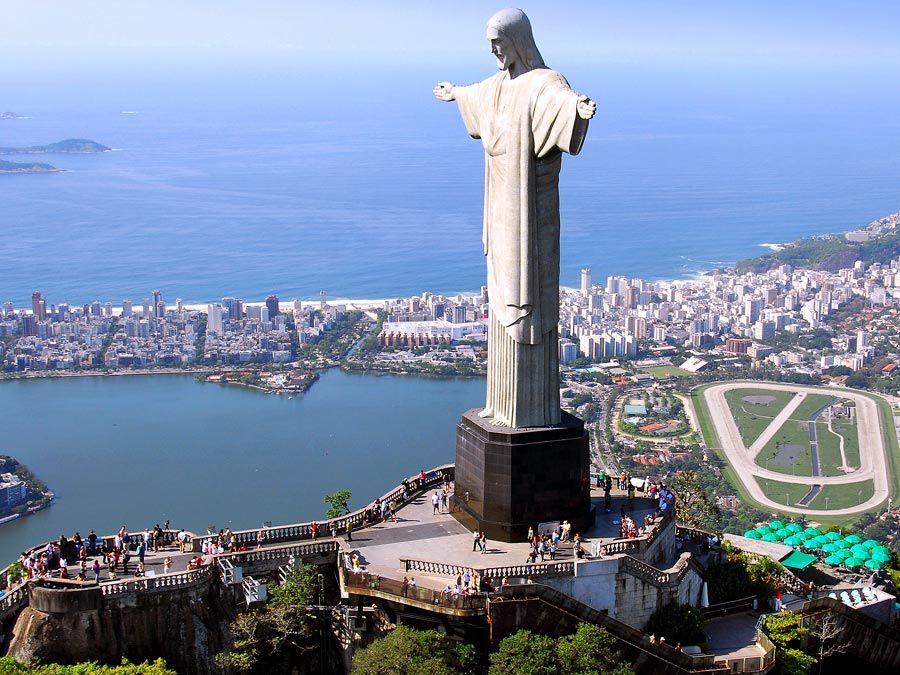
[3,65,900,306]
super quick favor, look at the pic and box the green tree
[488,630,557,675]
[670,470,720,530]
[350,625,473,675]
[323,489,352,519]
[215,564,320,672]
[763,613,816,675]
[556,624,634,675]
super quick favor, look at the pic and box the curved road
[701,382,891,517]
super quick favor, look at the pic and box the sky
[2,1,900,72]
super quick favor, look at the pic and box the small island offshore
[0,138,110,174]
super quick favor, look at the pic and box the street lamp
[825,497,829,510]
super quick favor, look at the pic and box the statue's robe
[454,68,588,428]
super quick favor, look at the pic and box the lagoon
[0,370,483,562]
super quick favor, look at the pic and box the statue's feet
[478,407,494,419]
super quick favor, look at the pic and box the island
[0,455,53,524]
[0,159,61,174]
[0,111,24,120]
[0,138,110,154]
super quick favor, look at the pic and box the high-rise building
[122,300,133,318]
[31,291,46,320]
[207,304,224,335]
[580,268,591,296]
[152,290,162,318]
[265,295,280,318]
[320,290,327,310]
[22,315,38,337]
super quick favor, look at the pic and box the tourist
[122,549,131,575]
[256,529,266,549]
[137,541,146,567]
[176,529,188,554]
[163,557,173,574]
[310,521,318,540]
[401,576,410,597]
[479,532,487,554]
[389,499,397,522]
[329,521,337,538]
[549,541,557,560]
[409,577,416,590]
[463,569,471,588]
[419,469,427,487]
[774,590,783,612]
[473,530,480,552]
[87,530,98,555]
[91,559,101,584]
[527,526,534,541]
[432,492,440,514]
[346,521,353,542]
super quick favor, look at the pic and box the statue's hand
[434,82,455,102]
[577,95,596,120]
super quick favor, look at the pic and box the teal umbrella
[825,532,842,542]
[784,535,803,547]
[804,527,822,536]
[822,543,839,553]
[835,549,853,560]
[844,534,862,544]
[755,526,770,536]
[786,523,804,534]
[775,528,791,540]
[796,531,812,541]
[763,533,778,542]
[744,529,762,539]
[833,540,849,550]
[852,549,870,561]
[871,548,891,562]
[864,558,884,570]
[851,544,868,556]
[844,557,863,567]
[824,555,842,565]
[811,536,830,548]
[862,539,879,550]
[769,520,785,530]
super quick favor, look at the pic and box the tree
[215,563,320,672]
[350,625,474,675]
[488,630,557,675]
[763,613,816,675]
[556,623,635,675]
[807,613,846,675]
[670,470,720,530]
[323,489,352,519]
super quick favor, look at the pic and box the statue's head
[486,8,545,73]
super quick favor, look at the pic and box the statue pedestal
[452,408,594,543]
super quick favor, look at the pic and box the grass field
[724,387,796,447]
[808,480,875,510]
[756,477,816,507]
[787,394,835,421]
[643,365,690,379]
[756,419,813,476]
[832,417,860,468]
[815,420,846,477]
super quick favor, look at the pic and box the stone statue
[434,8,596,428]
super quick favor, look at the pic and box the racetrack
[700,382,891,516]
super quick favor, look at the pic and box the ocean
[2,65,900,307]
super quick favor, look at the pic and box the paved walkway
[704,612,767,661]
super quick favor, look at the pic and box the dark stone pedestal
[452,408,594,543]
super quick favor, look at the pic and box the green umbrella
[852,549,870,561]
[835,549,853,560]
[755,526,770,536]
[825,532,842,542]
[744,530,762,539]
[822,543,838,553]
[786,523,804,533]
[844,534,862,544]
[862,539,879,550]
[763,533,778,542]
[804,527,822,536]
[824,555,842,565]
[784,535,803,547]
[871,548,891,562]
[777,528,793,539]
[811,535,830,548]
[833,540,849,550]
[844,557,863,567]
[864,558,884,570]
[851,544,868,556]
[769,520,785,530]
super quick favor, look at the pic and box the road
[701,382,891,517]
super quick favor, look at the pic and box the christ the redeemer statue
[435,8,596,428]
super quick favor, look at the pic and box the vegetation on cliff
[0,160,60,174]
[0,455,53,516]
[0,139,110,154]
[0,658,175,674]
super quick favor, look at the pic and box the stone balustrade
[343,569,487,615]
[399,557,575,580]
[99,566,214,596]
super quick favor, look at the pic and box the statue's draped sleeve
[454,79,491,140]
[532,72,588,158]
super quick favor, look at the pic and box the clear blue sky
[2,1,899,71]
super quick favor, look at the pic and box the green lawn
[832,417,860,468]
[787,394,835,421]
[815,421,845,477]
[756,477,815,508]
[643,365,690,379]
[756,419,813,477]
[724,387,796,447]
[808,480,875,510]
